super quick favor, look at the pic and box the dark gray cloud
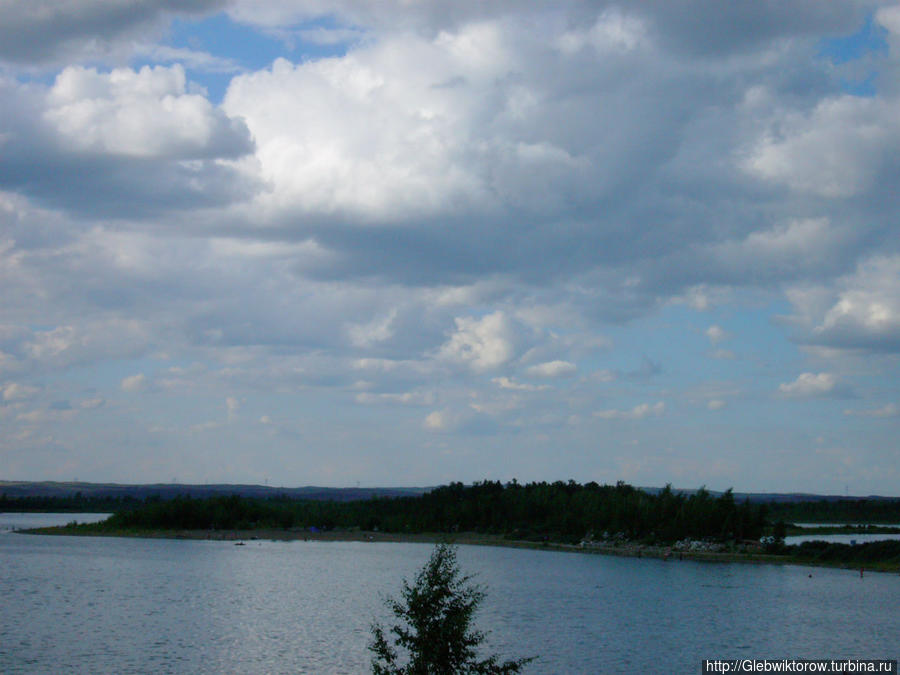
[636,1,873,57]
[0,0,226,64]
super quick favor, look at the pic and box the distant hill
[3,480,897,504]
[0,481,428,502]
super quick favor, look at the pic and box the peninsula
[13,480,900,572]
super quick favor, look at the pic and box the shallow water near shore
[1,515,897,673]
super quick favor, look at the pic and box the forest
[7,480,900,548]
[33,481,765,544]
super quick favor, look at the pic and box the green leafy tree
[369,543,534,674]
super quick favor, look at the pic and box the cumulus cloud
[121,373,146,392]
[217,5,735,247]
[355,391,435,406]
[706,325,728,345]
[1,382,40,402]
[45,65,252,159]
[743,96,900,198]
[811,256,900,352]
[2,2,900,489]
[79,396,106,409]
[19,321,153,371]
[0,67,254,217]
[594,401,665,420]
[438,312,515,372]
[16,407,76,423]
[492,376,549,392]
[525,360,576,378]
[423,409,454,432]
[591,369,617,383]
[226,396,240,419]
[348,310,397,348]
[844,403,899,418]
[783,256,900,354]
[222,47,496,221]
[778,372,839,398]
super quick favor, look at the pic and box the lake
[786,523,900,545]
[1,514,897,673]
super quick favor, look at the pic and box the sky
[1,1,899,494]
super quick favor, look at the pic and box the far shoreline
[20,525,898,574]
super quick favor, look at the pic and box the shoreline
[21,525,899,573]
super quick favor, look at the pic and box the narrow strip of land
[21,525,900,574]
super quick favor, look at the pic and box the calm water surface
[1,514,897,673]
[787,523,900,545]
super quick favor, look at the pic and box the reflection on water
[1,524,898,674]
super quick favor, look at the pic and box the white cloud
[23,321,152,370]
[189,420,221,434]
[79,396,105,409]
[742,97,900,198]
[25,326,78,361]
[348,309,397,348]
[296,26,368,46]
[355,391,435,406]
[16,407,75,423]
[423,409,455,432]
[121,373,146,392]
[814,256,900,351]
[133,45,242,74]
[220,15,648,223]
[525,360,576,378]
[1,382,40,401]
[594,401,665,420]
[787,256,900,353]
[226,396,240,419]
[45,65,251,159]
[844,403,899,418]
[223,48,492,220]
[877,5,900,35]
[438,312,515,372]
[778,372,837,398]
[2,2,900,490]
[492,376,548,392]
[558,9,647,54]
[706,325,727,345]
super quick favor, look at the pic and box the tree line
[0,492,142,513]
[766,498,900,524]
[75,480,770,544]
[9,481,900,545]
